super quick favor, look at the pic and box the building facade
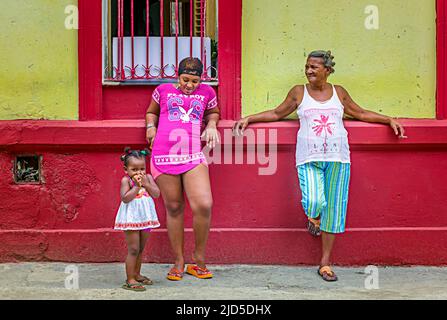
[0,0,446,265]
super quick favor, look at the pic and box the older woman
[233,50,406,281]
[146,57,220,281]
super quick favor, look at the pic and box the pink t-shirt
[151,83,218,175]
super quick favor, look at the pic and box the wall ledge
[0,119,446,149]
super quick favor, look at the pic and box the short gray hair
[308,50,335,74]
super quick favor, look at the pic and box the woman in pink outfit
[145,57,219,280]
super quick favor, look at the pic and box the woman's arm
[203,107,220,125]
[233,85,303,135]
[120,176,140,203]
[336,85,407,138]
[202,107,220,149]
[145,99,160,148]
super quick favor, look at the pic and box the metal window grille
[103,0,218,83]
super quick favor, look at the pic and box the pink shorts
[150,158,208,180]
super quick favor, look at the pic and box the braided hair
[308,50,336,74]
[120,147,150,167]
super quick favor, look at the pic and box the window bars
[104,0,217,82]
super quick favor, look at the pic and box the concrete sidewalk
[0,263,446,300]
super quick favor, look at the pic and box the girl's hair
[308,50,336,74]
[120,147,150,166]
[178,57,203,77]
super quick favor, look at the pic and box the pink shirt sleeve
[206,86,218,110]
[152,87,161,104]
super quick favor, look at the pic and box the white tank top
[295,84,350,166]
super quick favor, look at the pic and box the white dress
[114,177,160,230]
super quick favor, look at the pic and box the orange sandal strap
[168,268,183,276]
[193,266,211,275]
[318,265,338,281]
[186,264,213,278]
[319,266,333,275]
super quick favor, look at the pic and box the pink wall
[1,119,446,265]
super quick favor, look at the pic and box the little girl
[114,147,160,291]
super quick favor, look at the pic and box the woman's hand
[389,118,407,139]
[201,125,220,149]
[232,117,250,136]
[146,127,157,149]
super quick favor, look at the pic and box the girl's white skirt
[114,193,160,230]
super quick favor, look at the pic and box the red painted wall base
[1,120,447,265]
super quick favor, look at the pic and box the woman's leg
[320,232,336,267]
[124,230,141,284]
[182,164,213,269]
[320,162,351,268]
[156,174,186,271]
[135,230,150,280]
[297,162,327,235]
[319,231,338,281]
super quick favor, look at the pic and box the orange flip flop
[166,267,184,281]
[186,264,213,279]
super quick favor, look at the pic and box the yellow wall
[0,0,78,120]
[242,0,436,118]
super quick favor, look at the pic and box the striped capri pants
[297,161,351,234]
